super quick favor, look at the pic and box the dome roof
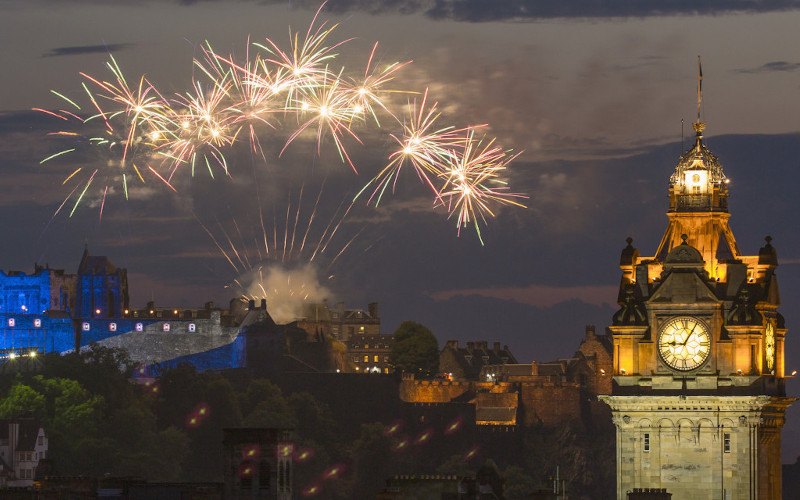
[664,235,704,264]
[669,123,728,186]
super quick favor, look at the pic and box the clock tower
[600,116,794,499]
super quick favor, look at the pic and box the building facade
[223,428,293,500]
[600,119,794,499]
[347,332,394,373]
[0,418,48,487]
[401,327,612,428]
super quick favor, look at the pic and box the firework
[37,3,525,239]
[436,130,527,242]
[200,184,361,324]
[38,59,171,220]
[356,89,468,204]
[282,70,363,171]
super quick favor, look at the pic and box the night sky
[1,0,799,460]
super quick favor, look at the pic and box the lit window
[82,322,90,331]
[384,368,389,374]
[34,319,41,328]
[352,356,359,363]
[724,433,731,453]
[136,323,143,332]
[163,323,170,332]
[365,344,369,349]
[364,355,369,362]
[384,356,389,362]
[7,318,15,327]
[360,326,365,331]
[374,355,379,362]
[188,323,196,332]
[109,323,117,332]
[643,433,650,452]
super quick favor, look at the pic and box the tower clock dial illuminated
[658,316,711,371]
[765,322,775,372]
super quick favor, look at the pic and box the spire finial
[696,55,703,125]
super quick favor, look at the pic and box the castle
[0,247,386,375]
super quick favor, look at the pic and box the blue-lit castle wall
[0,269,53,315]
[0,313,75,354]
[0,250,247,370]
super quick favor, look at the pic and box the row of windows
[353,355,389,363]
[7,318,199,334]
[81,322,197,332]
[355,366,390,373]
[642,432,731,453]
[7,318,43,328]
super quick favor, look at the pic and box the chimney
[446,339,459,350]
[466,341,475,353]
[368,302,378,318]
[585,324,596,340]
[204,301,215,310]
[531,361,539,376]
[493,342,500,353]
[476,341,488,351]
[248,300,256,310]
[260,299,267,310]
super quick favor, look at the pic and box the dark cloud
[11,0,800,20]
[43,43,134,58]
[736,61,800,73]
[424,0,800,21]
[190,0,800,21]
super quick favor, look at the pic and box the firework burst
[37,3,525,240]
[201,184,361,323]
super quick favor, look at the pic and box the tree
[390,321,439,376]
[0,383,46,419]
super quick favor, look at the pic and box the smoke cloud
[239,262,332,324]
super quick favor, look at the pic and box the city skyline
[1,0,799,461]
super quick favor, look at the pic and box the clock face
[658,316,711,371]
[765,323,775,372]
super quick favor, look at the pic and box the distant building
[439,340,516,381]
[75,246,129,319]
[223,428,293,500]
[347,333,394,373]
[0,250,381,375]
[294,300,380,342]
[401,326,612,428]
[0,418,48,487]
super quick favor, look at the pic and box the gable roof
[0,419,43,451]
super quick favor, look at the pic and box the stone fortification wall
[399,379,473,403]
[519,382,581,427]
[89,318,239,365]
[401,377,583,428]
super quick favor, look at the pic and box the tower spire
[695,55,704,133]
[696,56,703,123]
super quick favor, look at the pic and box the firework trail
[200,183,361,323]
[37,1,525,238]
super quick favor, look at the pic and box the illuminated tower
[600,80,794,498]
